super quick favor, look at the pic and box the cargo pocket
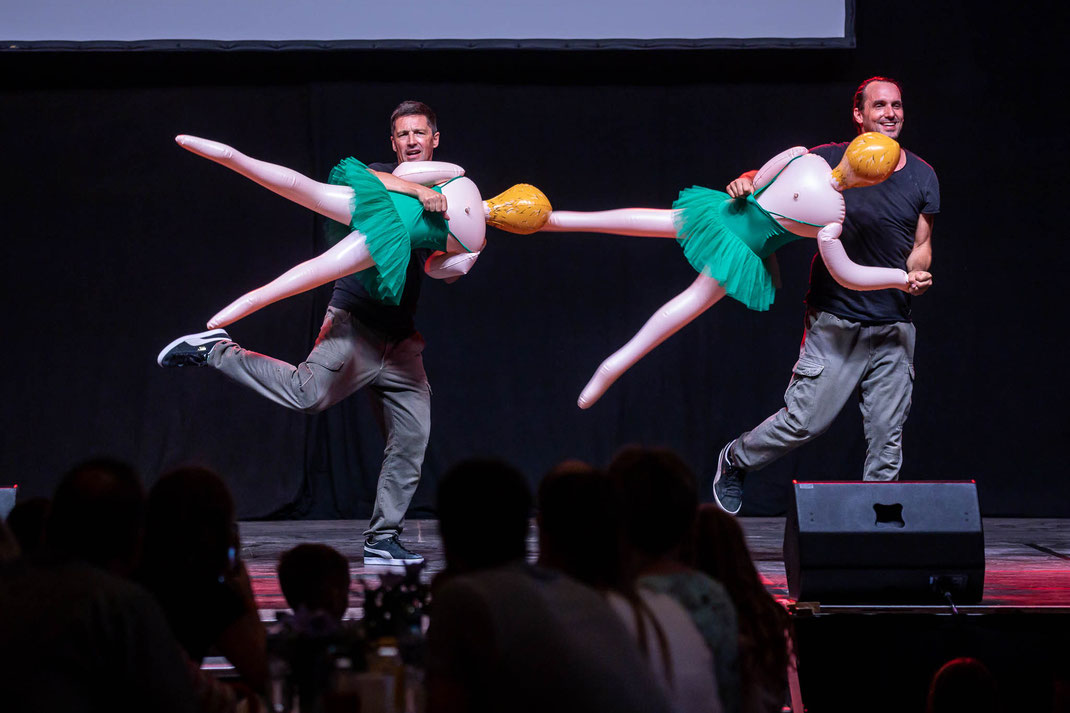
[783,357,826,433]
[305,346,346,373]
[305,309,351,373]
[300,349,346,393]
[793,358,825,379]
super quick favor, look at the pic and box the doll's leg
[207,230,375,328]
[577,273,726,409]
[541,208,678,237]
[176,135,354,224]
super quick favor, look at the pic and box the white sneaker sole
[364,554,425,566]
[712,441,742,515]
[156,329,230,366]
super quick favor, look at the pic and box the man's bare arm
[370,170,448,215]
[906,213,934,295]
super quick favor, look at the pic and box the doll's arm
[425,251,481,283]
[392,161,465,186]
[540,209,677,237]
[817,224,910,291]
[752,146,809,191]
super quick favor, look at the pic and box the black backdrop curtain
[2,0,1067,518]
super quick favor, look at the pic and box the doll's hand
[816,223,843,242]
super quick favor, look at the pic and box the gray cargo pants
[209,306,431,539]
[730,309,915,482]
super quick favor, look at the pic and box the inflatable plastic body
[539,133,907,408]
[174,135,486,328]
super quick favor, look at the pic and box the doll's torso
[439,177,486,253]
[755,154,845,238]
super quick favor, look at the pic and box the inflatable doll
[173,136,551,328]
[536,132,908,408]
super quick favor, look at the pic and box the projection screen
[2,0,854,49]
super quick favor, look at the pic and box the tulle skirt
[673,187,801,311]
[327,158,448,305]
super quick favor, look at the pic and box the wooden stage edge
[237,517,1070,617]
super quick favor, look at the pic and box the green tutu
[326,158,449,305]
[672,187,803,311]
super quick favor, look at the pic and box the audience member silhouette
[46,457,146,575]
[926,657,999,713]
[608,446,741,713]
[689,504,793,713]
[537,460,722,713]
[5,496,50,560]
[0,517,19,563]
[0,457,197,713]
[433,458,533,582]
[427,458,673,713]
[138,466,269,694]
[277,543,352,624]
[536,460,621,587]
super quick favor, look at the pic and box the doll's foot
[576,363,621,409]
[175,135,236,163]
[207,294,261,329]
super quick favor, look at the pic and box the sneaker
[364,536,424,566]
[157,329,231,367]
[713,440,746,515]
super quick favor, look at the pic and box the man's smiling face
[854,81,904,139]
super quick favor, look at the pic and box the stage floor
[238,517,1070,617]
[230,517,1070,711]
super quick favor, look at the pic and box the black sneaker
[713,440,746,515]
[364,536,424,566]
[157,329,231,367]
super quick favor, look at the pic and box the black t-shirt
[328,160,431,338]
[805,142,940,324]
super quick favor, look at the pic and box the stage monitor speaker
[783,481,984,604]
[1,485,16,520]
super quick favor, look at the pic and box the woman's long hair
[688,504,792,712]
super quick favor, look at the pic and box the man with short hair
[159,101,453,564]
[714,77,939,514]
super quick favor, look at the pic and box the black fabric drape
[2,0,1066,517]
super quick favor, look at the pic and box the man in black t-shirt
[160,101,455,564]
[713,77,940,515]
